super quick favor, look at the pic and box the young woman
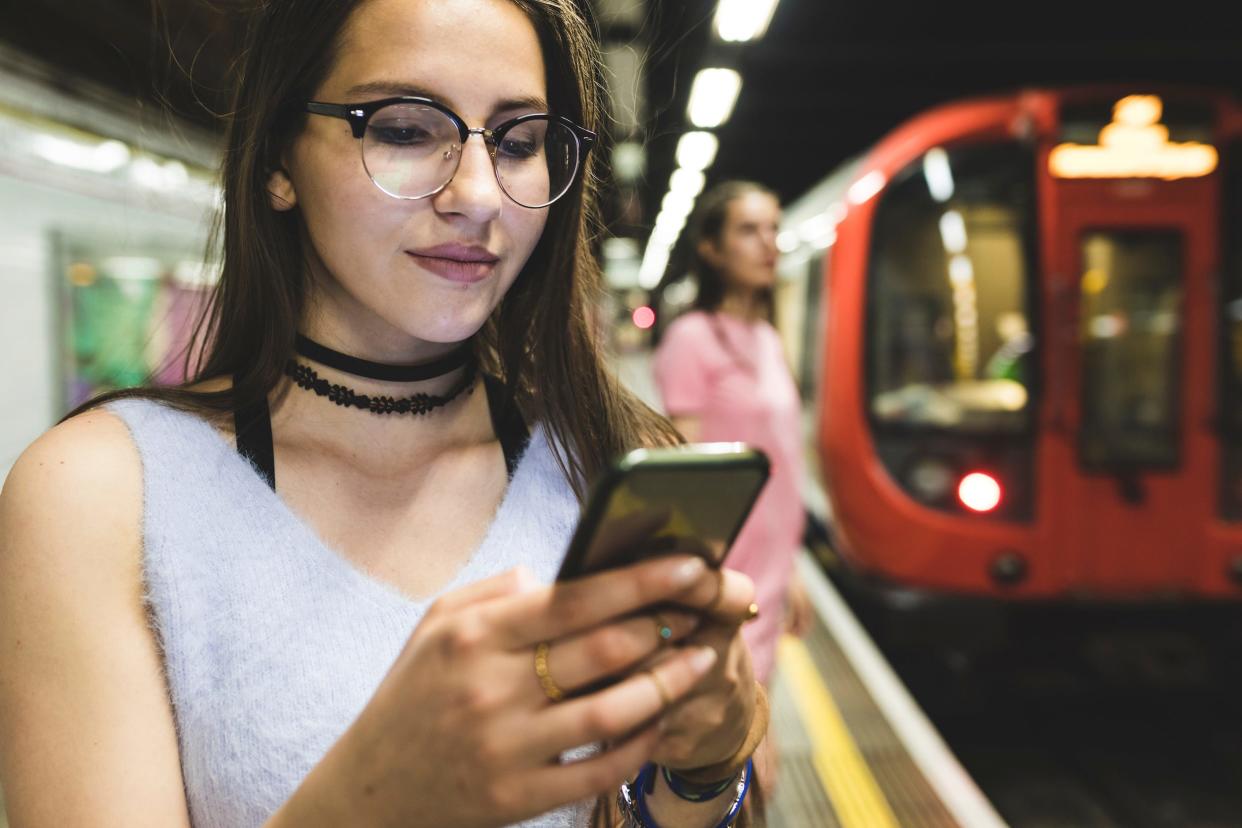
[0,2,765,826]
[654,181,813,689]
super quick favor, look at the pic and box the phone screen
[557,444,770,580]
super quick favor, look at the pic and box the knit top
[107,398,593,828]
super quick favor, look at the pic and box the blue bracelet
[619,758,753,828]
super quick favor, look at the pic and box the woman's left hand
[650,567,758,771]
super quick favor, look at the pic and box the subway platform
[765,554,1005,828]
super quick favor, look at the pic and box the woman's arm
[0,412,192,826]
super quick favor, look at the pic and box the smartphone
[556,443,770,581]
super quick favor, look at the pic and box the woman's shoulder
[663,309,714,337]
[657,310,717,352]
[3,406,141,514]
[0,407,143,582]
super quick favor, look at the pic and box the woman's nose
[433,136,504,222]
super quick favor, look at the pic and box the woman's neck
[716,288,764,322]
[272,311,491,469]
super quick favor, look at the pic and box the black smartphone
[556,443,770,581]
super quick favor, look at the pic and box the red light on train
[958,472,1002,513]
[632,306,656,329]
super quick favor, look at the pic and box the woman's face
[271,0,552,355]
[703,191,781,295]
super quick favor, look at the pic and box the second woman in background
[654,180,811,688]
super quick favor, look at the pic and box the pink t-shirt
[653,310,804,684]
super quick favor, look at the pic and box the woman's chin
[402,315,489,347]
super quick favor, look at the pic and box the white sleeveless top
[108,399,593,828]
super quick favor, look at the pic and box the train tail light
[958,472,1003,513]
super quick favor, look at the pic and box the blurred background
[4,1,1242,826]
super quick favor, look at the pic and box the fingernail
[688,646,717,674]
[671,557,706,588]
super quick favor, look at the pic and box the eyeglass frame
[302,96,597,208]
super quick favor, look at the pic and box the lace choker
[285,334,476,416]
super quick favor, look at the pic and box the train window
[867,142,1037,432]
[1078,231,1182,470]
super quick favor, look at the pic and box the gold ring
[744,602,760,622]
[646,669,673,710]
[653,613,674,647]
[534,641,564,703]
[705,568,727,614]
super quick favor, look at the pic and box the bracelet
[618,758,753,828]
[661,765,738,802]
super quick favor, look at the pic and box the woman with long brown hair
[655,181,813,688]
[0,2,764,825]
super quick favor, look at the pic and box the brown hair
[67,0,677,494]
[687,179,778,317]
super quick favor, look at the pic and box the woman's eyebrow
[341,81,549,114]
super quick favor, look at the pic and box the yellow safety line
[777,635,901,828]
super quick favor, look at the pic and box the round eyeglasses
[304,97,596,209]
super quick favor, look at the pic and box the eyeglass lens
[362,103,580,208]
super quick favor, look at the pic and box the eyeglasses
[303,96,596,209]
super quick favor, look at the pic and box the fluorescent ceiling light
[938,210,968,255]
[655,208,688,234]
[948,254,974,286]
[651,222,681,247]
[676,131,719,173]
[669,168,706,198]
[687,68,742,128]
[661,189,696,219]
[923,147,955,202]
[714,0,779,42]
[639,243,671,289]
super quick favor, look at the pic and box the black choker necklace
[294,333,472,382]
[285,334,477,416]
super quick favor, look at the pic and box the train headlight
[958,472,1003,513]
[905,458,956,502]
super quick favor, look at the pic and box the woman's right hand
[271,555,721,828]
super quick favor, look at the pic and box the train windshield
[867,143,1037,432]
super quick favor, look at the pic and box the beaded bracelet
[618,758,753,828]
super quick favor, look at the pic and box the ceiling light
[923,147,954,203]
[661,190,696,219]
[669,168,706,198]
[639,243,671,289]
[714,0,780,42]
[687,68,742,128]
[938,210,967,255]
[675,132,719,173]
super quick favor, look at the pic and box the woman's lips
[406,245,500,283]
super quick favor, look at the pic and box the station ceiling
[4,0,1242,237]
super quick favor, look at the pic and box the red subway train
[778,87,1242,601]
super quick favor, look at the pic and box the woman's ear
[266,167,298,211]
[697,236,723,270]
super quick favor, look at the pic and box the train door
[1043,186,1218,593]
